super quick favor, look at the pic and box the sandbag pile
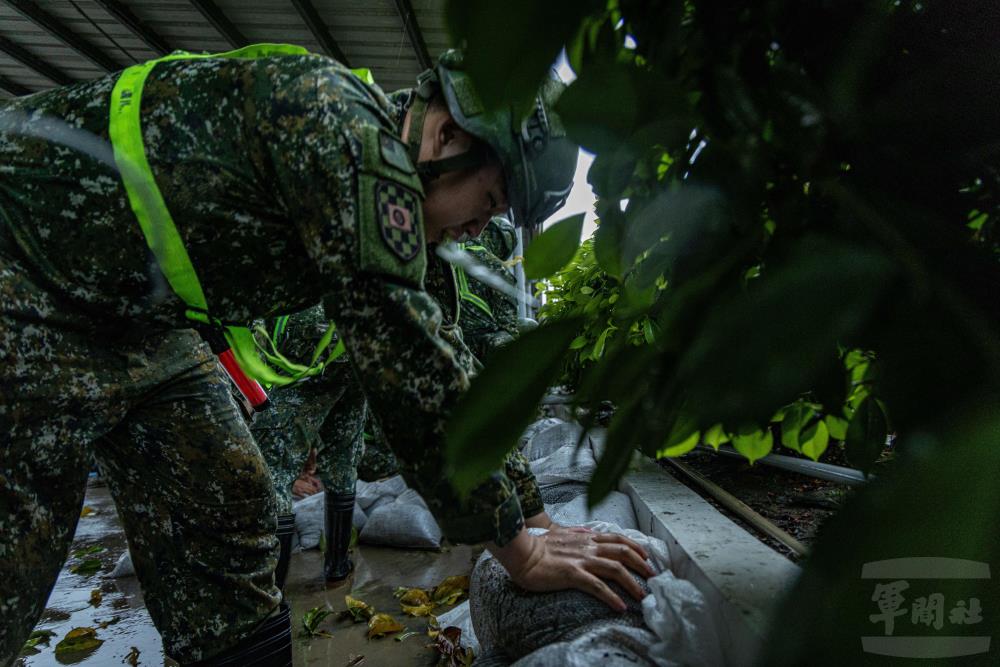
[292,474,442,551]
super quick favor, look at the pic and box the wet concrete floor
[18,481,482,667]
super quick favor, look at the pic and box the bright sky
[543,55,598,239]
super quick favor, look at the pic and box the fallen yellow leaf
[54,627,103,655]
[345,595,375,622]
[366,613,404,639]
[124,646,140,666]
[80,506,95,517]
[89,589,102,606]
[400,603,435,617]
[432,575,470,606]
[397,588,431,607]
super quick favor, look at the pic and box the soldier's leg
[0,252,127,664]
[252,381,341,589]
[96,331,285,664]
[357,416,400,482]
[315,385,368,582]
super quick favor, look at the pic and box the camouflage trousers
[0,250,280,664]
[357,417,400,482]
[251,362,367,514]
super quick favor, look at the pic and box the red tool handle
[217,348,270,410]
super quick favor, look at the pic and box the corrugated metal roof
[0,0,449,98]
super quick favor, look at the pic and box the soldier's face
[422,162,509,244]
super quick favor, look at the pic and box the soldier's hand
[489,528,656,612]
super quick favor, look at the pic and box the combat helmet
[406,50,578,228]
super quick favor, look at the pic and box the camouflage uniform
[259,249,542,517]
[250,305,366,515]
[458,217,520,360]
[0,54,526,664]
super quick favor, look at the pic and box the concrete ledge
[616,451,801,666]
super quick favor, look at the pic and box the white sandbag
[548,491,638,531]
[293,491,326,550]
[355,475,407,512]
[529,443,597,488]
[524,422,587,461]
[359,488,442,549]
[518,418,565,450]
[109,551,134,578]
[643,571,724,667]
[435,600,480,657]
[511,625,661,667]
[539,482,588,505]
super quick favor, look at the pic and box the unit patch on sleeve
[376,179,421,261]
[357,124,427,287]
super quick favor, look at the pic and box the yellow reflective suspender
[455,245,494,319]
[108,43,356,385]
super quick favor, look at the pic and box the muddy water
[18,482,481,667]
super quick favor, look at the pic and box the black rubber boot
[324,491,355,583]
[185,602,292,666]
[274,513,295,590]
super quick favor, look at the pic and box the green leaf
[731,425,773,464]
[703,424,729,450]
[69,559,102,576]
[524,214,586,280]
[446,317,584,493]
[54,627,103,656]
[445,0,602,112]
[569,335,589,350]
[779,403,811,453]
[642,319,655,345]
[593,206,626,277]
[799,419,830,461]
[824,414,849,440]
[72,545,105,558]
[844,396,887,475]
[657,427,700,458]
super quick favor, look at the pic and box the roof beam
[0,34,73,85]
[91,0,171,56]
[290,0,349,66]
[4,0,119,71]
[393,0,432,71]
[0,73,31,96]
[189,0,248,48]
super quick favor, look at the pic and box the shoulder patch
[376,179,421,260]
[357,125,426,286]
[379,130,415,174]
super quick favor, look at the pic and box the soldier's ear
[435,117,472,160]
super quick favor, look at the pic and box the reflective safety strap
[108,42,352,385]
[455,264,493,318]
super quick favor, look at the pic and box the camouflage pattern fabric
[0,246,279,664]
[0,54,525,663]
[358,419,400,481]
[252,305,367,514]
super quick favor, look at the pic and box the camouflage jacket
[0,54,524,545]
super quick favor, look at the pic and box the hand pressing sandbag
[470,527,656,661]
[359,488,442,549]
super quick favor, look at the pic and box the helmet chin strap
[406,78,490,185]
